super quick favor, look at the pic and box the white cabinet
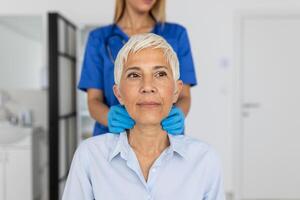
[5,148,32,200]
[0,129,33,200]
[0,147,32,200]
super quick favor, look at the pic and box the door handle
[242,102,261,118]
[242,102,261,109]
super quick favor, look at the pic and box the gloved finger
[111,116,135,127]
[110,108,134,122]
[166,124,184,133]
[112,112,134,126]
[111,121,135,129]
[108,120,126,132]
[110,122,133,130]
[161,115,183,127]
[109,126,124,132]
[114,105,132,118]
[167,108,178,117]
[165,121,183,130]
[167,107,184,119]
[161,110,179,122]
[163,117,184,129]
[162,117,182,127]
[165,127,183,135]
[111,113,134,122]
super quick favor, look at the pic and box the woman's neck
[127,124,169,156]
[117,7,155,36]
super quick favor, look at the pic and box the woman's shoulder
[158,22,187,36]
[162,22,186,30]
[75,133,120,158]
[81,132,119,146]
[170,135,221,162]
[88,24,115,39]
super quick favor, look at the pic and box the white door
[238,14,300,199]
[5,148,32,200]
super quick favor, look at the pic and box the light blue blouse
[62,132,225,200]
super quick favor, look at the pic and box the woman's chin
[134,118,163,127]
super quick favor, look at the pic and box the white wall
[2,0,300,193]
[0,23,42,89]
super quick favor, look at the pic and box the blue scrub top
[78,22,197,136]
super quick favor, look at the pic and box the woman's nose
[139,77,157,94]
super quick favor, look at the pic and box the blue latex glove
[161,106,185,135]
[107,104,135,133]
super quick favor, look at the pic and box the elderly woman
[62,33,225,200]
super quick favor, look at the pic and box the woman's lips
[137,101,161,108]
[143,0,154,5]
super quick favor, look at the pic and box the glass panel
[67,26,76,57]
[81,116,94,139]
[79,90,88,111]
[59,119,67,180]
[58,57,75,116]
[58,18,66,54]
[67,117,77,167]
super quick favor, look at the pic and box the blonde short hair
[114,33,180,85]
[114,0,166,23]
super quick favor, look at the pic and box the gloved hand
[108,104,135,133]
[161,106,185,135]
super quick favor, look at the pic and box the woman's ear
[113,84,124,105]
[172,80,183,103]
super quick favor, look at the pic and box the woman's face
[113,48,183,126]
[125,0,157,14]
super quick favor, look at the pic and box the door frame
[48,12,77,200]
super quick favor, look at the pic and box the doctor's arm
[174,27,196,118]
[87,88,109,126]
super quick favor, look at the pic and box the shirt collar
[167,134,187,158]
[108,131,129,162]
[108,132,187,162]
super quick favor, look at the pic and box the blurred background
[0,0,299,200]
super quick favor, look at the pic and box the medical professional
[78,0,197,136]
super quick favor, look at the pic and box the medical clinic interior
[0,0,299,200]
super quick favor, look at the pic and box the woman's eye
[155,71,167,77]
[127,72,140,78]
